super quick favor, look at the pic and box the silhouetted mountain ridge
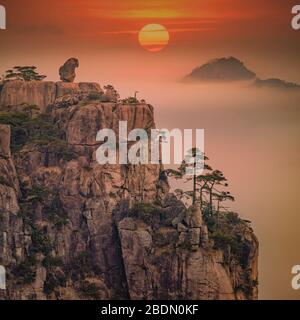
[253,78,300,89]
[185,57,256,81]
[185,56,300,90]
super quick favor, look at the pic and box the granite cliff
[0,72,258,300]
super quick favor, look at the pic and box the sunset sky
[1,0,300,300]
[1,0,300,84]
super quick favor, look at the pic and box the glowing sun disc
[138,24,169,52]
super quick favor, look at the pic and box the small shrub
[154,227,178,247]
[128,202,162,227]
[18,204,34,228]
[109,192,116,199]
[27,184,50,202]
[0,109,76,160]
[234,284,252,297]
[65,252,95,281]
[43,271,66,295]
[83,165,92,172]
[79,281,101,299]
[210,229,250,269]
[44,192,68,229]
[31,228,53,255]
[226,212,241,224]
[0,176,6,185]
[203,209,252,269]
[210,230,233,251]
[42,256,63,269]
[122,97,139,104]
[12,255,37,284]
[0,111,30,151]
[87,92,103,101]
[178,240,192,251]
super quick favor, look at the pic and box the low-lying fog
[119,81,300,299]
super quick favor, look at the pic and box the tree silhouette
[205,169,228,212]
[166,148,207,205]
[3,66,46,82]
[166,149,235,218]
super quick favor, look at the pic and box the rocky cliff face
[0,80,258,300]
[0,80,102,113]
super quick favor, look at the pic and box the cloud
[98,27,215,36]
[112,9,183,19]
[98,30,138,35]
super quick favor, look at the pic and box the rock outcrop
[0,80,103,113]
[0,125,24,299]
[0,81,56,113]
[117,196,258,300]
[0,78,258,300]
[59,58,79,83]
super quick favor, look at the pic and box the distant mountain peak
[185,56,256,82]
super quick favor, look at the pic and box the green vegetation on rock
[65,252,96,282]
[127,202,162,227]
[0,106,76,159]
[87,91,103,101]
[204,209,251,268]
[79,281,101,299]
[12,254,37,285]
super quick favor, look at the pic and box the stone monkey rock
[59,58,79,82]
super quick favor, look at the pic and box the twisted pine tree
[3,66,46,82]
[166,148,235,215]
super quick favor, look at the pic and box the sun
[138,24,170,52]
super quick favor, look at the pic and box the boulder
[188,228,201,248]
[59,58,79,82]
[184,204,202,228]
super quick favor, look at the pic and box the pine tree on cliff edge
[2,66,47,82]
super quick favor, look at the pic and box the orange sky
[0,1,297,46]
[1,1,300,300]
[1,0,298,43]
[1,0,299,85]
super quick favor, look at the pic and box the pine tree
[3,66,47,82]
[166,149,235,217]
